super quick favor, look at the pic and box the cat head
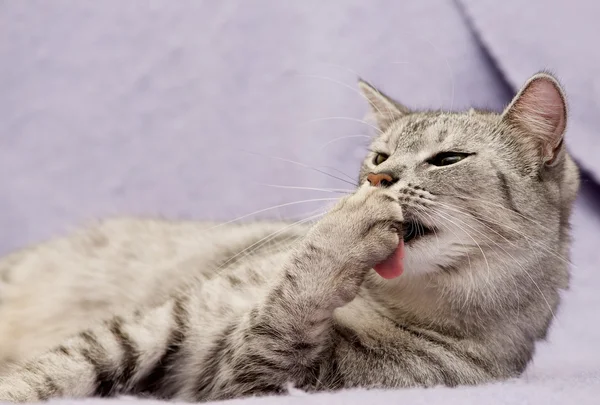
[357,72,579,298]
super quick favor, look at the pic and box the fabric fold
[457,0,600,183]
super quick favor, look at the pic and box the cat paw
[310,183,404,271]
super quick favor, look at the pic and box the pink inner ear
[508,76,567,160]
[517,80,565,137]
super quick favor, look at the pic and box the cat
[0,72,579,402]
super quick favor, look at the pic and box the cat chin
[395,262,441,278]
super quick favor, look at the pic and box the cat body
[0,73,579,402]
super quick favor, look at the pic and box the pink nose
[367,172,393,187]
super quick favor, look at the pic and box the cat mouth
[403,220,435,244]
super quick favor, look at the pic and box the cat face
[357,74,580,279]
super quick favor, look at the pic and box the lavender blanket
[1,1,598,403]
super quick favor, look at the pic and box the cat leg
[0,294,192,402]
[0,219,203,370]
[180,184,405,401]
[0,184,403,402]
[0,219,300,371]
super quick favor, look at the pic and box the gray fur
[0,72,579,402]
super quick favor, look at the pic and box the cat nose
[367,172,397,187]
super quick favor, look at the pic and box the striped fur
[0,73,579,402]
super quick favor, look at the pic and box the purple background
[1,1,599,403]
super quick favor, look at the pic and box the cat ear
[358,79,410,131]
[502,72,567,165]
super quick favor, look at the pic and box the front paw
[310,183,404,271]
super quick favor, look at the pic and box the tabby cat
[0,72,579,402]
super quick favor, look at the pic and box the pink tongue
[374,240,405,279]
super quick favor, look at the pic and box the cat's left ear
[358,79,410,131]
[502,72,567,165]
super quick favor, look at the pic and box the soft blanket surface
[1,1,599,403]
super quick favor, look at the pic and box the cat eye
[427,152,472,167]
[373,153,389,165]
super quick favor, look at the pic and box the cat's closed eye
[427,152,473,167]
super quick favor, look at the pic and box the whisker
[254,183,353,194]
[431,207,557,327]
[303,63,399,127]
[403,201,473,283]
[433,200,575,268]
[412,205,440,247]
[434,200,567,325]
[202,198,338,233]
[303,116,382,135]
[315,62,364,77]
[429,208,492,284]
[422,39,456,112]
[436,193,555,233]
[313,165,358,184]
[213,212,325,276]
[295,74,391,122]
[318,134,373,150]
[236,149,359,187]
[432,207,518,314]
[419,205,476,308]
